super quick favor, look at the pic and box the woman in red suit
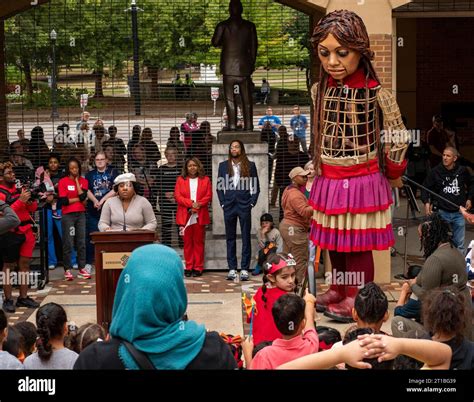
[175,157,212,277]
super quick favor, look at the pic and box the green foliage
[4,0,310,90]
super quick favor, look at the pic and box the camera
[22,181,51,203]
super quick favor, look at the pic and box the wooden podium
[91,231,156,329]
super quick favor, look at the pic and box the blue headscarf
[109,244,206,369]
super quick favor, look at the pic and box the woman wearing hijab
[74,244,237,369]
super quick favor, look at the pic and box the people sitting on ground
[421,286,474,369]
[98,173,157,232]
[394,265,422,322]
[252,213,283,276]
[0,309,23,369]
[252,253,297,346]
[278,331,451,370]
[2,326,26,363]
[74,244,237,369]
[70,323,107,354]
[331,282,390,369]
[391,213,473,341]
[24,303,78,369]
[13,321,37,359]
[244,292,318,369]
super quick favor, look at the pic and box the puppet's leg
[324,251,374,322]
[315,251,346,312]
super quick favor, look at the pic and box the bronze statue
[212,0,257,131]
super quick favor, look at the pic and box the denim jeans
[46,209,76,267]
[438,209,466,255]
[62,212,86,270]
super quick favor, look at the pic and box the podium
[91,231,157,328]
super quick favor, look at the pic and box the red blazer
[175,176,212,226]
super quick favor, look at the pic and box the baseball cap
[288,167,310,180]
[260,213,274,223]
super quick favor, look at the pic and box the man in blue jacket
[217,140,260,281]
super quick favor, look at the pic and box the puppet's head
[311,10,377,82]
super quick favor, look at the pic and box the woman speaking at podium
[98,173,157,232]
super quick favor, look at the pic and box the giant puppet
[309,10,409,322]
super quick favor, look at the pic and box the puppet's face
[317,33,361,81]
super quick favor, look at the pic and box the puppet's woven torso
[309,72,408,253]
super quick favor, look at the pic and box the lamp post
[129,0,141,116]
[50,29,59,119]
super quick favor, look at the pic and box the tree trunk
[23,61,33,101]
[149,66,159,100]
[94,69,104,98]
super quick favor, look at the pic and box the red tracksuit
[175,176,212,272]
[0,184,37,258]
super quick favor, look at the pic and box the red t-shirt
[252,286,287,346]
[58,176,88,215]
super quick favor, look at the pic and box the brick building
[280,0,474,160]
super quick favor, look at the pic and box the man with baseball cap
[279,167,314,288]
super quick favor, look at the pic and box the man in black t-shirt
[156,147,182,247]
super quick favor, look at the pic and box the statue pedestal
[217,130,262,144]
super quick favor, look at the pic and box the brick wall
[416,18,474,136]
[370,34,393,90]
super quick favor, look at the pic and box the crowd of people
[0,243,471,370]
[0,107,474,369]
[0,102,473,371]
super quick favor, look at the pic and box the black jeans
[62,212,86,270]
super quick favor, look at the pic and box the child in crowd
[252,253,297,346]
[13,321,37,358]
[70,323,107,354]
[331,282,389,369]
[279,332,452,370]
[0,309,23,369]
[252,213,283,276]
[249,292,318,369]
[3,326,26,363]
[24,303,78,369]
[423,287,474,369]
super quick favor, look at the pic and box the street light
[50,29,59,119]
[127,0,142,116]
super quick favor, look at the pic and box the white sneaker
[84,264,93,274]
[72,264,79,270]
[226,269,237,281]
[48,265,56,270]
[240,270,249,281]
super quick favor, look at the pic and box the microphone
[123,204,127,231]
